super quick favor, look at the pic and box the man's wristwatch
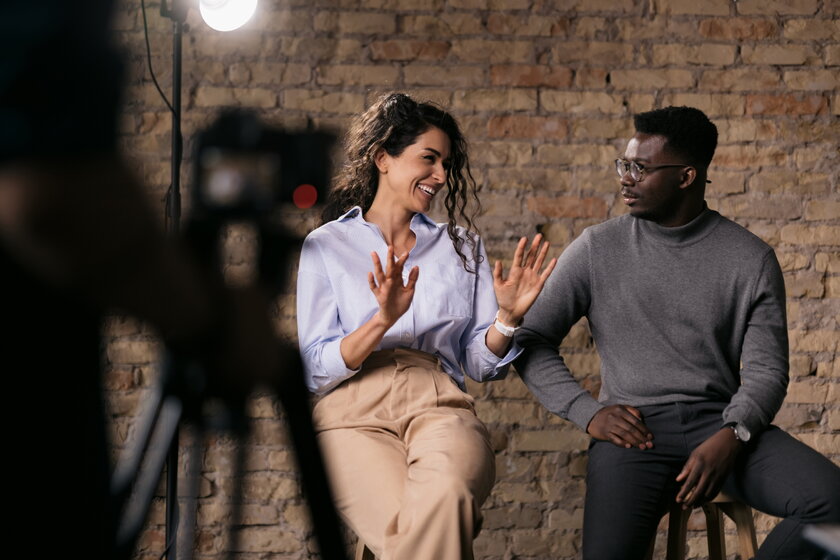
[723,421,751,443]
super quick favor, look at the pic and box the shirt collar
[411,211,437,230]
[338,206,438,232]
[337,206,363,221]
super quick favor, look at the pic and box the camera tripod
[110,198,347,560]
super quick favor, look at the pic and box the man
[515,106,840,560]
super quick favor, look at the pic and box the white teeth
[418,185,435,196]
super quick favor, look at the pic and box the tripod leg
[115,396,184,560]
[276,351,347,560]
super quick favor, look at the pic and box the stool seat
[646,492,758,560]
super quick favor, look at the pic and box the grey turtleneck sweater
[515,207,788,437]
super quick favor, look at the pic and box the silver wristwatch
[724,421,751,443]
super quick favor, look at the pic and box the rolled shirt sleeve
[460,236,521,383]
[296,236,360,394]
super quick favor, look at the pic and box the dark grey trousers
[583,401,840,560]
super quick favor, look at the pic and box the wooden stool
[646,492,758,560]
[355,540,375,560]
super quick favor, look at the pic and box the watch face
[735,423,751,442]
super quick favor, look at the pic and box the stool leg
[719,502,758,559]
[702,503,726,560]
[666,505,690,560]
[355,540,375,560]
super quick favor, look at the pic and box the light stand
[163,0,185,236]
[160,2,187,557]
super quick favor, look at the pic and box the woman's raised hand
[492,234,556,325]
[368,246,419,326]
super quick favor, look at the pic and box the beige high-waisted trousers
[313,348,495,560]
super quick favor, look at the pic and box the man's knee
[799,475,840,523]
[744,427,840,523]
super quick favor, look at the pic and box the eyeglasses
[615,158,712,184]
[615,158,689,182]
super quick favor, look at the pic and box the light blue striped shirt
[297,206,521,394]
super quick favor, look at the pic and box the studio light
[199,0,257,32]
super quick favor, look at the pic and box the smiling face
[620,132,698,227]
[374,126,451,216]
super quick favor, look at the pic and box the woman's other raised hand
[492,234,556,326]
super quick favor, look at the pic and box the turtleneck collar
[634,203,721,246]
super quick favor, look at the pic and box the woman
[296,92,555,560]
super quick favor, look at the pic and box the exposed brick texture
[109,2,839,559]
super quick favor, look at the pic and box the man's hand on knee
[586,405,654,450]
[675,427,742,509]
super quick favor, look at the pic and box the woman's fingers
[492,260,503,282]
[523,234,542,267]
[405,265,419,290]
[532,236,551,270]
[370,251,385,284]
[540,257,558,282]
[393,249,409,272]
[371,247,417,293]
[383,246,395,275]
[498,236,554,285]
[510,236,527,268]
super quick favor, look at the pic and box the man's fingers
[676,478,694,504]
[589,405,654,449]
[702,478,723,502]
[613,407,653,441]
[685,473,711,507]
[622,405,644,421]
[675,461,702,506]
[609,434,634,449]
[610,425,652,447]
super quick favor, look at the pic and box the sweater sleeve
[722,249,789,435]
[514,230,603,431]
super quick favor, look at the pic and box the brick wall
[108,1,839,558]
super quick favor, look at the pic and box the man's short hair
[633,106,718,169]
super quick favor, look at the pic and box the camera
[191,108,335,220]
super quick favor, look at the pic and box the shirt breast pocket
[334,271,377,320]
[422,262,474,318]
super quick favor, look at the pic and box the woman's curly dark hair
[321,92,482,272]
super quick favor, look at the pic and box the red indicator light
[293,184,318,209]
